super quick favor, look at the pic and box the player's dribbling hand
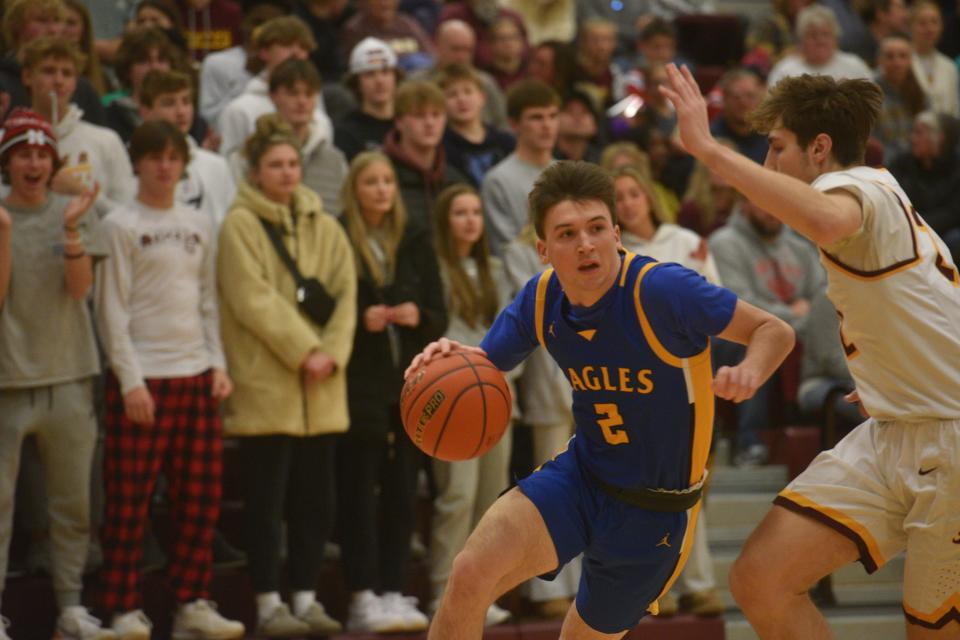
[404,337,487,380]
[124,386,156,426]
[659,64,715,159]
[713,365,762,403]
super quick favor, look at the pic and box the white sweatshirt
[179,136,237,229]
[216,74,334,156]
[55,104,136,218]
[95,199,226,394]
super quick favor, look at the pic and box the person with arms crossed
[408,160,794,639]
[662,64,960,637]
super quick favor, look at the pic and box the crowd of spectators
[2,0,960,637]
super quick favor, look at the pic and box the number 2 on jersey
[594,403,630,445]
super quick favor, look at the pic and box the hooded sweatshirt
[217,181,357,436]
[217,74,334,156]
[179,136,237,228]
[382,127,467,230]
[620,224,722,285]
[56,104,136,218]
[708,209,824,333]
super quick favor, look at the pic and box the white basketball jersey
[813,166,960,421]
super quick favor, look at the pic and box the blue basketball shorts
[517,443,693,634]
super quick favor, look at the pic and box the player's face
[447,192,484,254]
[143,89,194,135]
[136,144,185,197]
[537,199,621,307]
[763,125,818,183]
[271,81,317,129]
[252,143,301,205]
[6,146,54,201]
[614,175,652,236]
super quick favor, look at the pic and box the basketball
[400,351,512,461]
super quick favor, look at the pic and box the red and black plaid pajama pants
[99,370,222,613]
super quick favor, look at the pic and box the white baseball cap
[349,37,398,75]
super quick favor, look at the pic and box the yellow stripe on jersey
[778,489,886,570]
[534,269,554,349]
[902,593,960,627]
[649,502,703,612]
[619,251,637,287]
[632,261,715,486]
[686,351,714,486]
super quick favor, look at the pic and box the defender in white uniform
[664,67,960,637]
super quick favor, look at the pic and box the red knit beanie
[0,108,57,158]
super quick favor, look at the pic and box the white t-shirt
[95,200,226,393]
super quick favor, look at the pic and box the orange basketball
[400,351,512,461]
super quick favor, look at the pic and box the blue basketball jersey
[482,252,737,490]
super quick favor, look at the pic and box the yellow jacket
[217,181,357,436]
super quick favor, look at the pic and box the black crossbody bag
[259,217,336,327]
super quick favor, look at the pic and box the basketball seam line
[401,360,498,426]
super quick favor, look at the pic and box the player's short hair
[394,80,446,117]
[269,57,322,93]
[139,69,192,107]
[129,119,190,168]
[433,62,484,92]
[114,28,181,90]
[3,0,65,50]
[749,74,882,166]
[506,79,560,121]
[528,161,617,240]
[18,38,85,73]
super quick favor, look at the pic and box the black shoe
[212,530,246,569]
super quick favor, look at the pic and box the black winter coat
[344,222,448,437]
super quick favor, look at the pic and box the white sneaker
[0,617,11,640]
[346,590,406,633]
[111,611,151,640]
[172,600,244,640]
[484,603,512,627]
[54,607,117,640]
[296,601,342,634]
[381,592,429,632]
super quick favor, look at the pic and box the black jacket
[344,222,448,436]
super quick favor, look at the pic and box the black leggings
[337,407,422,592]
[239,434,337,593]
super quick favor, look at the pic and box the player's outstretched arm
[660,64,862,247]
[404,337,487,380]
[713,299,795,403]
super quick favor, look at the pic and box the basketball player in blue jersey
[664,66,960,638]
[405,160,795,639]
